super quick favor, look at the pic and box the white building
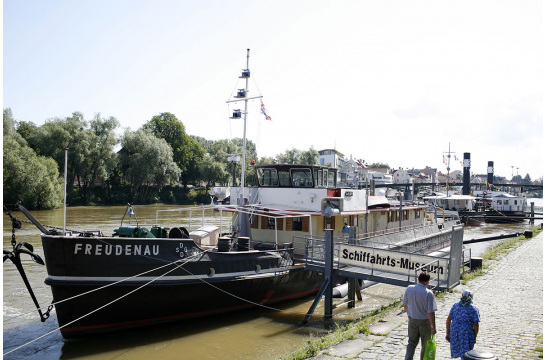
[393,168,413,184]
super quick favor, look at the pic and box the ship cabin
[241,164,429,252]
[491,193,526,212]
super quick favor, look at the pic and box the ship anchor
[3,205,53,322]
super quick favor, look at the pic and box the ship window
[258,168,278,186]
[327,171,336,187]
[514,200,518,205]
[278,171,290,186]
[403,210,408,221]
[267,217,276,229]
[503,200,509,205]
[314,169,323,186]
[292,217,303,231]
[291,169,313,187]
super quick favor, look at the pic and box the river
[3,199,542,359]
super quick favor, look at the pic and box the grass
[535,334,543,358]
[282,300,403,360]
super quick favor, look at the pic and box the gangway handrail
[414,259,441,290]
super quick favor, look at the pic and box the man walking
[402,272,437,360]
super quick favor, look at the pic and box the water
[3,199,542,359]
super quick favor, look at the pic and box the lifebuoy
[483,191,487,195]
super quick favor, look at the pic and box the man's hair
[418,272,431,283]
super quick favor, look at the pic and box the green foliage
[143,112,205,188]
[16,120,37,141]
[199,155,229,187]
[256,156,276,165]
[276,148,302,164]
[368,162,390,169]
[3,135,63,209]
[300,147,319,165]
[276,147,319,165]
[119,129,181,201]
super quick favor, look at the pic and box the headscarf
[460,289,474,306]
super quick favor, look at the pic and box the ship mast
[226,49,263,235]
[443,142,456,197]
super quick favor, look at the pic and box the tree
[369,162,390,169]
[76,113,120,203]
[27,112,120,204]
[300,147,319,165]
[276,148,302,164]
[16,121,37,142]
[3,132,63,209]
[256,156,276,165]
[143,112,205,188]
[119,129,181,202]
[199,155,229,188]
[523,173,532,185]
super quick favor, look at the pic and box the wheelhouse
[254,164,337,188]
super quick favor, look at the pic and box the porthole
[208,268,215,277]
[255,265,261,274]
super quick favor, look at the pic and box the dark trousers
[405,317,431,360]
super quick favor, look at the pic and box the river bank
[289,226,543,360]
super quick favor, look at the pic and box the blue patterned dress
[449,302,481,358]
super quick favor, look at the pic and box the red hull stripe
[61,285,324,334]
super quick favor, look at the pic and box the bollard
[524,230,533,239]
[470,257,483,271]
[462,349,498,360]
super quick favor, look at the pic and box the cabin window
[292,217,303,231]
[415,210,420,218]
[258,168,278,186]
[503,200,509,205]
[278,171,290,186]
[267,217,276,229]
[327,171,336,187]
[314,169,323,186]
[403,210,408,221]
[390,211,397,222]
[514,200,518,205]
[291,169,313,187]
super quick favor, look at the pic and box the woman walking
[445,289,481,358]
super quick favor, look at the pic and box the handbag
[422,334,436,360]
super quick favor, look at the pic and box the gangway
[301,214,464,323]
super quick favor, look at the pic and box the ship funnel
[462,153,471,195]
[487,161,494,188]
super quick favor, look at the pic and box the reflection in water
[3,200,542,359]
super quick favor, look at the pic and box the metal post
[399,193,403,230]
[348,227,356,308]
[530,202,535,225]
[63,148,68,236]
[324,226,334,319]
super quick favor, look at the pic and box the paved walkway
[310,232,543,360]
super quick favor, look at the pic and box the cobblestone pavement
[309,232,543,360]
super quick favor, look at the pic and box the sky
[2,0,543,181]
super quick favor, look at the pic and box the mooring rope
[3,259,191,357]
[4,247,211,322]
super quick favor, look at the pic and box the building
[393,168,413,184]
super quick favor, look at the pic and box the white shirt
[402,283,438,320]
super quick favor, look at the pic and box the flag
[443,155,446,164]
[260,100,271,121]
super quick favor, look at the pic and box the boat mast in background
[443,142,456,197]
